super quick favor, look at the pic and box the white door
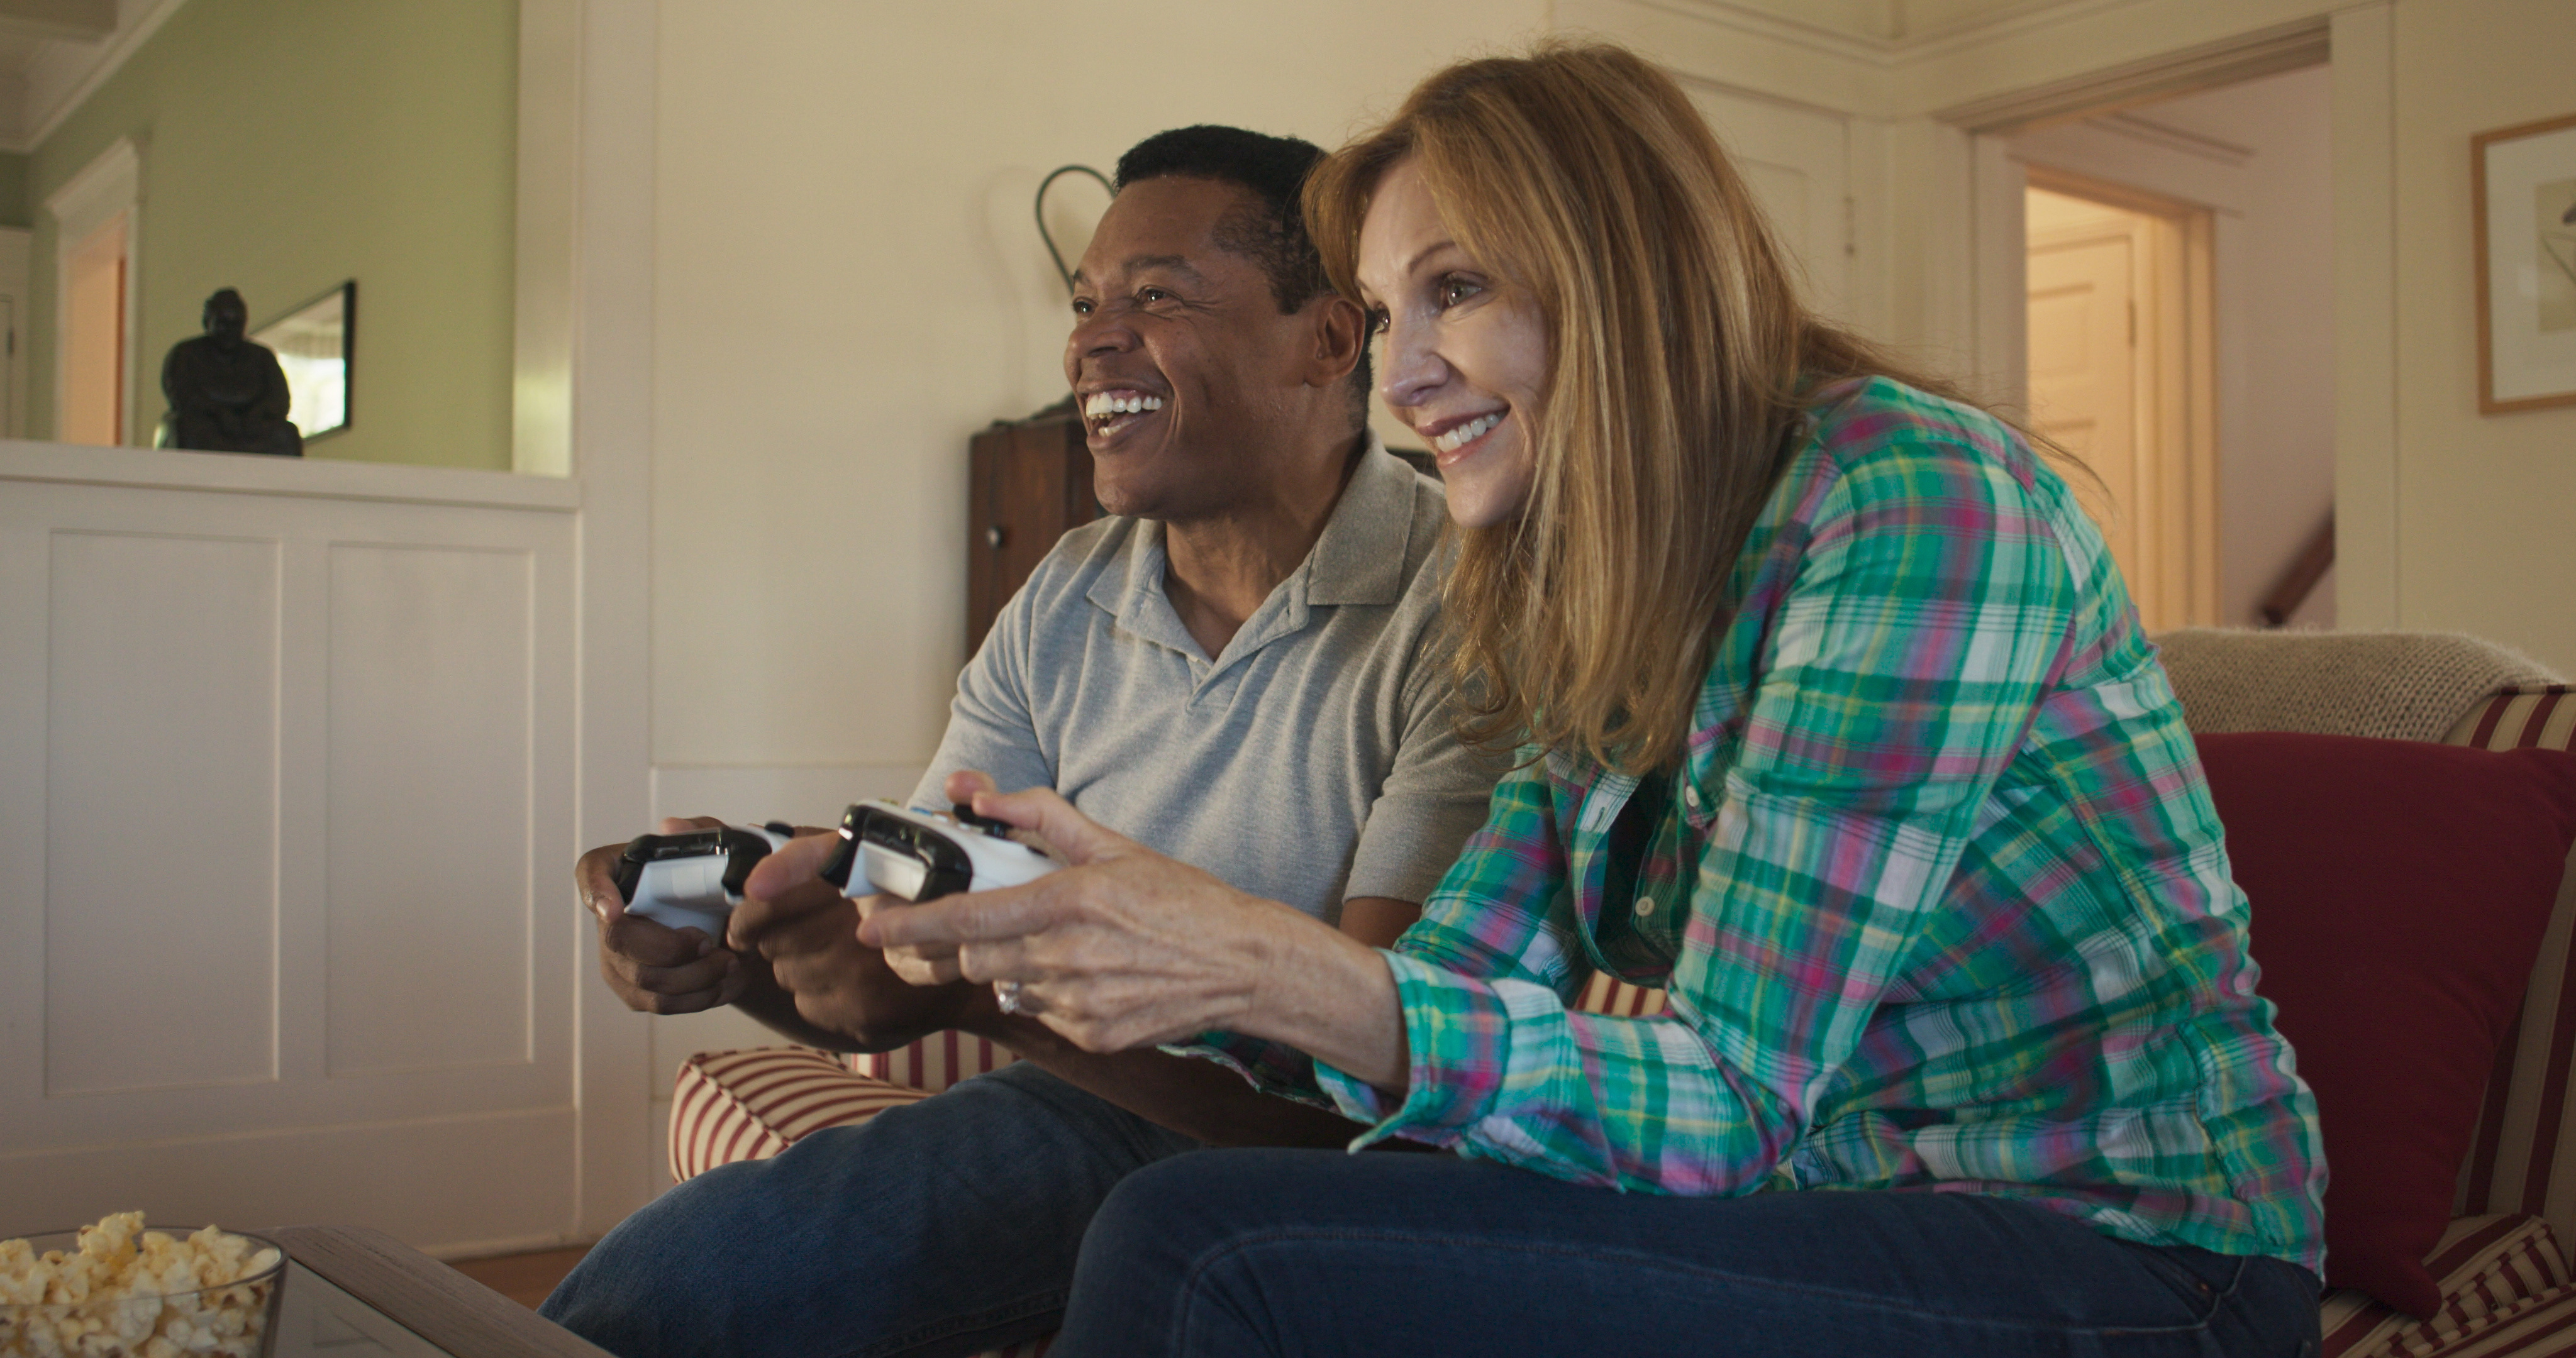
[2028,216,2145,597]
[1684,84,1853,323]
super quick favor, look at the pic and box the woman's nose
[1376,317,1446,409]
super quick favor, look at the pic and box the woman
[850,43,2325,1355]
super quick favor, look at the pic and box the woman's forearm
[1238,917,1413,1095]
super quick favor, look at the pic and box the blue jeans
[541,1062,1200,1358]
[1052,1149,2323,1358]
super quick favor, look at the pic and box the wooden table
[266,1225,611,1357]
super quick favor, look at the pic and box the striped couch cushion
[849,1029,1018,1093]
[670,1047,930,1183]
[2445,689,2576,1247]
[2322,1215,2575,1357]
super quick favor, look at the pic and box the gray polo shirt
[911,439,1504,923]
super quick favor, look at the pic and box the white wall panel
[325,544,535,1076]
[1,446,579,1254]
[44,531,280,1095]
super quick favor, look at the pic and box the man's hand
[735,830,983,1052]
[577,817,750,1015]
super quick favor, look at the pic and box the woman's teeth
[1083,392,1164,429]
[1432,411,1503,453]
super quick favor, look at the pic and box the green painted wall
[0,154,31,228]
[28,0,516,469]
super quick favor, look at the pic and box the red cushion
[2199,732,2576,1316]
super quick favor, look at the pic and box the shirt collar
[1306,431,1418,608]
[1085,430,1418,644]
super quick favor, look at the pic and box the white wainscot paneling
[0,450,580,1253]
[326,543,535,1076]
[45,531,282,1095]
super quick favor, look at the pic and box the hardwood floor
[447,1244,591,1310]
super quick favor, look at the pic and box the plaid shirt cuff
[1315,951,1526,1149]
[1160,1030,1342,1113]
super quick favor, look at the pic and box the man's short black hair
[1116,125,1330,314]
[1115,125,1370,430]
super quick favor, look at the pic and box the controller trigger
[955,809,1015,837]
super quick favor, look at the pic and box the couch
[669,629,2576,1358]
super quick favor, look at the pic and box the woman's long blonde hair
[1309,41,1971,775]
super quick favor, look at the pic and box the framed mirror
[253,280,354,441]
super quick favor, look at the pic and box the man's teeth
[1432,412,1503,453]
[1082,392,1165,419]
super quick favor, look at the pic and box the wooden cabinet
[966,402,1098,655]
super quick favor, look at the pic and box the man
[544,126,1502,1358]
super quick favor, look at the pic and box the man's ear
[1302,295,1366,389]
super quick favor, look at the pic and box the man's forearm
[730,961,866,1051]
[982,1012,1371,1148]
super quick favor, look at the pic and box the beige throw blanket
[2151,629,2562,744]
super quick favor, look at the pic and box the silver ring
[994,980,1024,1015]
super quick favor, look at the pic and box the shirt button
[1684,785,1701,809]
[1636,897,1656,919]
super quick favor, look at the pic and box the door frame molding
[2023,165,2220,629]
[545,0,661,1239]
[1933,4,2394,629]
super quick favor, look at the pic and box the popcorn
[0,1215,280,1358]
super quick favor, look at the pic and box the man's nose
[1069,304,1140,360]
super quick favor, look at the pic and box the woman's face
[1356,158,1550,529]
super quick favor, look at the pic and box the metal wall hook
[1035,165,1113,295]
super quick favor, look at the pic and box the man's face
[1063,177,1318,520]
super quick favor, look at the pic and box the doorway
[59,211,128,446]
[1991,63,2337,631]
[2024,175,2216,633]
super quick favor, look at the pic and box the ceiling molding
[1929,12,2329,132]
[1565,0,2329,126]
[8,0,187,155]
[1620,0,2196,66]
[0,0,113,42]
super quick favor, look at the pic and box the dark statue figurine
[161,288,302,456]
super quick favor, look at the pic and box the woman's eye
[1438,276,1483,309]
[1364,308,1389,338]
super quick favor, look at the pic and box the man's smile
[1082,387,1167,442]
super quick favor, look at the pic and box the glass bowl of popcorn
[0,1214,284,1358]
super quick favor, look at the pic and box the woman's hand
[859,781,1413,1088]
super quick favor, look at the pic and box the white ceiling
[0,0,183,155]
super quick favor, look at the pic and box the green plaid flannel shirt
[1180,377,2326,1271]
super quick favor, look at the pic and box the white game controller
[611,822,796,939]
[819,800,1063,902]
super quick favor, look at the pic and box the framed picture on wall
[2474,113,2576,414]
[252,280,355,440]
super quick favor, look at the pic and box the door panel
[1684,84,1853,321]
[1,472,578,1252]
[2028,228,2143,592]
[45,531,282,1095]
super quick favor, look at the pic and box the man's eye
[1438,276,1483,309]
[1140,287,1174,304]
[1071,297,1095,316]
